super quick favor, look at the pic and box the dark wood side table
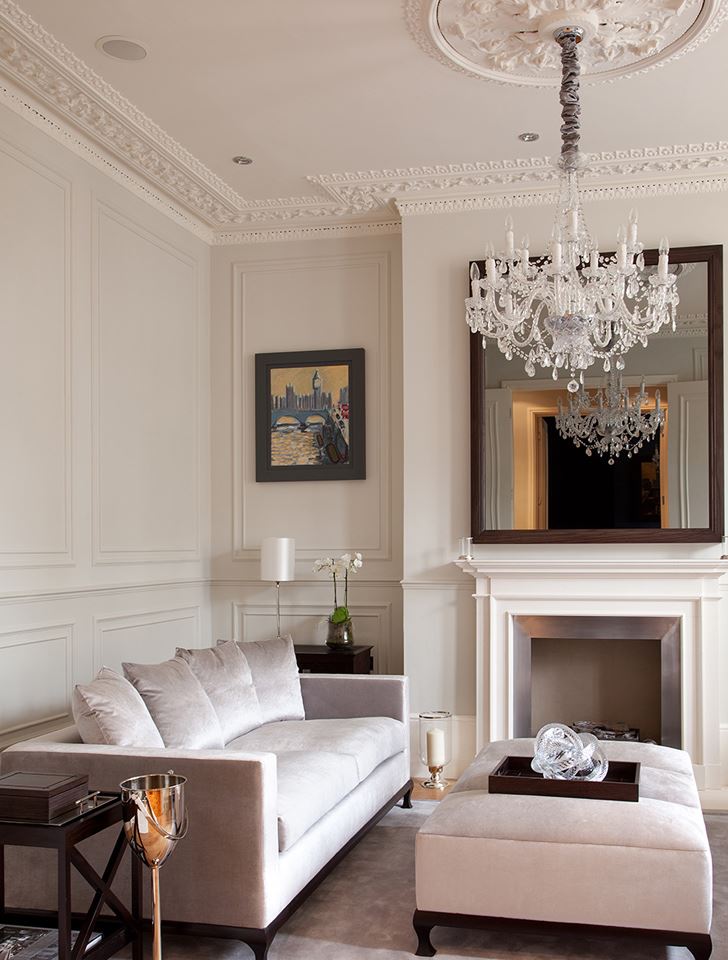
[294,644,374,674]
[0,793,143,960]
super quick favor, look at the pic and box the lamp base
[422,765,446,789]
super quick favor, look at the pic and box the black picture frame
[255,348,366,482]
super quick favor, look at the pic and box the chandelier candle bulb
[659,238,670,279]
[629,209,639,247]
[505,216,515,258]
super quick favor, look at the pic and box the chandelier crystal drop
[465,26,680,389]
[555,372,665,465]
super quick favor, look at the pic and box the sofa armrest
[1,741,280,928]
[300,674,409,724]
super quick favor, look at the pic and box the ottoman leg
[685,933,712,960]
[413,910,436,957]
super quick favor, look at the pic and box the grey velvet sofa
[1,673,412,959]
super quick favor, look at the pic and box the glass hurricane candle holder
[419,711,452,789]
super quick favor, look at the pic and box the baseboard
[409,714,476,779]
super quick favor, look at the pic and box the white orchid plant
[313,552,363,624]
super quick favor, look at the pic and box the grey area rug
[147,803,727,960]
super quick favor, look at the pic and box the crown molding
[2,1,728,244]
[212,219,402,245]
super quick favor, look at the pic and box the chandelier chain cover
[555,372,666,464]
[465,26,680,389]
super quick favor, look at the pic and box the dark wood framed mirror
[470,244,724,543]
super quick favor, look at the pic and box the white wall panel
[93,202,200,563]
[232,253,391,562]
[0,139,71,565]
[0,101,210,746]
[94,606,201,673]
[0,624,73,736]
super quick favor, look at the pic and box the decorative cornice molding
[212,219,402,245]
[2,2,728,242]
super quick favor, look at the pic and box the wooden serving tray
[489,755,640,802]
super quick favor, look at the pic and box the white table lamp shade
[260,537,295,582]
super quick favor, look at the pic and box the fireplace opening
[531,637,662,742]
[513,615,681,748]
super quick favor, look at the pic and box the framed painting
[255,348,366,482]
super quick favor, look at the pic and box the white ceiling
[13,0,728,212]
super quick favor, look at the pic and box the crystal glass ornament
[532,722,609,781]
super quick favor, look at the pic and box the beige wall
[0,103,211,746]
[209,235,404,674]
[401,192,728,774]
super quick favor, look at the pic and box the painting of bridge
[255,348,366,482]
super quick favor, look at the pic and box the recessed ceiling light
[518,132,540,142]
[232,156,253,166]
[96,36,147,61]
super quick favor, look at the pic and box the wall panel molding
[0,135,73,567]
[232,599,393,673]
[0,622,74,737]
[231,252,392,563]
[93,605,202,673]
[91,198,202,564]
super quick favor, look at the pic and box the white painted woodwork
[0,139,71,563]
[667,380,710,528]
[94,607,202,673]
[94,203,201,562]
[0,625,73,736]
[457,559,726,789]
[0,102,210,744]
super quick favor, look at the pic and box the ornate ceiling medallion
[407,0,728,86]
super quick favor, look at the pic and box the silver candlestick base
[422,765,446,789]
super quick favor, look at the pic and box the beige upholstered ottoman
[414,738,713,959]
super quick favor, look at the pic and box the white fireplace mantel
[457,558,728,789]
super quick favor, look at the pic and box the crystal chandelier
[465,25,680,391]
[555,372,665,465]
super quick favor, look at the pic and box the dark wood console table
[294,644,374,674]
[0,793,143,960]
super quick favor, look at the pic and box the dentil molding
[2,1,728,242]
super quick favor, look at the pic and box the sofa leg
[413,911,436,957]
[401,787,413,809]
[685,933,712,960]
[246,933,272,960]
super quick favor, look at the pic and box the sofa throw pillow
[72,667,164,748]
[176,640,263,743]
[122,658,224,749]
[231,635,305,724]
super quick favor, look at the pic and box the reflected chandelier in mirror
[469,245,724,543]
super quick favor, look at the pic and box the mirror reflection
[479,260,709,531]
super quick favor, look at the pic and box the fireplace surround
[457,558,727,789]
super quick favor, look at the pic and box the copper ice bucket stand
[120,773,188,960]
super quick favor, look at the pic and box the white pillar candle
[426,728,446,767]
[551,240,562,273]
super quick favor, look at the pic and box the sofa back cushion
[232,635,304,724]
[123,658,224,749]
[176,640,262,742]
[72,667,164,748]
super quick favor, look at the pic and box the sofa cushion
[232,636,304,724]
[72,667,163,748]
[227,716,406,850]
[176,641,262,743]
[123,658,224,749]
